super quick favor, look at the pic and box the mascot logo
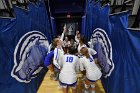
[11,31,49,83]
[90,28,114,78]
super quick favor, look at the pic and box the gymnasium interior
[0,0,140,93]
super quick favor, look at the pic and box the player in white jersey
[50,38,64,81]
[77,36,87,53]
[75,30,80,44]
[80,47,102,93]
[48,24,66,53]
[53,37,64,69]
[59,47,79,93]
[77,36,97,59]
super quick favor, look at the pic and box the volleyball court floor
[38,71,105,93]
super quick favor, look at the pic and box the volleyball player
[77,36,87,53]
[59,47,79,93]
[53,24,67,69]
[75,30,80,44]
[44,50,55,80]
[48,24,66,53]
[80,47,102,93]
[44,38,58,80]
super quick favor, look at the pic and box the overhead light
[67,14,71,18]
[67,12,71,18]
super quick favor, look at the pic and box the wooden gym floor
[37,71,105,93]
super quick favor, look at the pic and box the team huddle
[44,26,103,93]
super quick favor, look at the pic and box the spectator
[63,36,70,47]
[69,39,77,48]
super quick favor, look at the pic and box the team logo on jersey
[11,31,49,83]
[90,28,114,78]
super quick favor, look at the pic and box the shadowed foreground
[38,71,105,93]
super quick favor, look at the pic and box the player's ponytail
[80,47,90,58]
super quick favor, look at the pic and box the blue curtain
[0,18,15,31]
[91,0,100,30]
[0,18,16,93]
[86,0,140,92]
[101,11,140,93]
[97,4,111,36]
[28,0,52,43]
[0,0,51,93]
[84,0,92,40]
[50,17,57,37]
[84,0,100,40]
[81,15,86,35]
[13,6,31,35]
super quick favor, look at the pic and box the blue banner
[81,15,86,35]
[85,0,140,92]
[0,1,51,93]
[50,17,57,37]
[89,7,140,93]
[97,4,111,35]
[28,1,52,43]
[84,0,100,40]
[101,11,140,93]
[0,18,15,31]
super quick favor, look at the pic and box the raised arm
[60,33,64,41]
[60,24,67,41]
[75,31,80,43]
[75,35,79,43]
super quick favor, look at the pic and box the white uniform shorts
[59,80,77,89]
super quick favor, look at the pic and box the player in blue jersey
[44,50,55,80]
[59,47,79,93]
[44,38,59,79]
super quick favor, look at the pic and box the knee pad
[61,85,67,88]
[85,84,90,89]
[90,84,95,88]
[71,86,76,89]
[90,90,95,93]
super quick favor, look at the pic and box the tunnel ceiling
[48,0,86,17]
